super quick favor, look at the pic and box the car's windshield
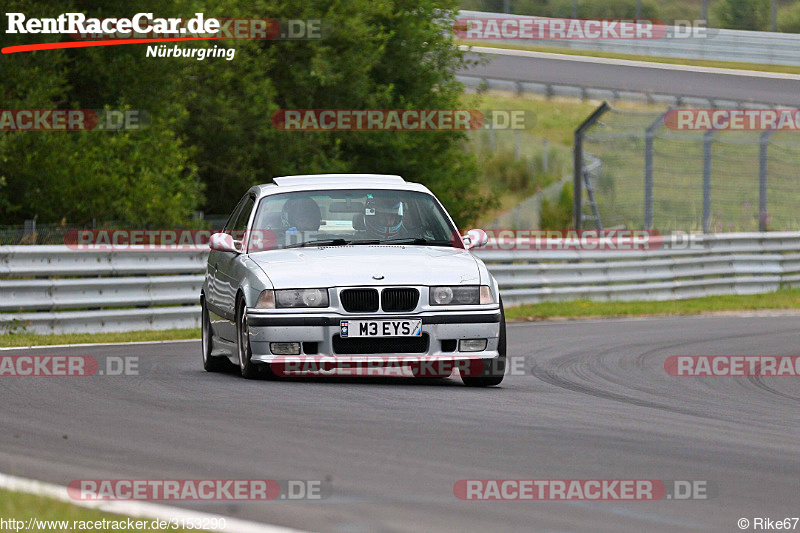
[248,189,458,251]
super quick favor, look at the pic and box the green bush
[539,182,573,229]
[482,151,534,192]
[714,0,770,30]
[778,2,800,32]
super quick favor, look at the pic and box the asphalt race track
[1,315,799,532]
[462,49,800,106]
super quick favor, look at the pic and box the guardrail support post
[702,130,715,233]
[644,110,669,230]
[759,130,775,231]
[573,102,610,230]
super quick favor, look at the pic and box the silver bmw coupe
[201,174,506,386]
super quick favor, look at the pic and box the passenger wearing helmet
[281,198,321,246]
[282,197,321,232]
[364,197,406,239]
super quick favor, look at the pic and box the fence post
[759,130,775,231]
[644,110,668,230]
[542,139,549,173]
[573,102,610,230]
[771,0,777,32]
[702,130,715,233]
[23,219,36,244]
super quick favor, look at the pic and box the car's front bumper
[246,308,501,363]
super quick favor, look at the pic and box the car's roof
[273,174,405,186]
[250,174,433,196]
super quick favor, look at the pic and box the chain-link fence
[0,215,231,245]
[575,104,800,232]
[0,222,85,245]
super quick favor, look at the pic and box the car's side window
[223,195,249,236]
[230,196,255,241]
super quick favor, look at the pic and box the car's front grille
[340,288,379,312]
[381,288,419,312]
[332,334,429,354]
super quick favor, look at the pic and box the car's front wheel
[202,297,227,372]
[461,299,506,387]
[236,297,261,379]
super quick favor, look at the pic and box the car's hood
[249,245,481,288]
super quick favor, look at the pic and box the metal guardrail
[474,232,800,306]
[459,11,800,67]
[456,74,791,109]
[1,234,799,333]
[0,246,206,334]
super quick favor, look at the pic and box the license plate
[340,319,422,338]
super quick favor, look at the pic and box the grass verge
[0,328,199,348]
[0,488,190,532]
[458,40,800,75]
[506,288,800,321]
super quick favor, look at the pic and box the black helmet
[281,198,321,231]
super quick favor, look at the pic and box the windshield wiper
[377,237,453,247]
[347,239,381,245]
[285,238,348,249]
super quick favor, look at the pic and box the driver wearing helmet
[364,197,406,239]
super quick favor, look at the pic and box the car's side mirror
[463,229,488,250]
[209,232,240,253]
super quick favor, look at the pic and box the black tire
[236,296,262,379]
[202,298,227,372]
[461,299,506,387]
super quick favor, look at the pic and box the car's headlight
[430,285,494,305]
[275,288,329,308]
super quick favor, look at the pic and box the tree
[183,0,491,226]
[0,0,203,225]
[0,0,490,227]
